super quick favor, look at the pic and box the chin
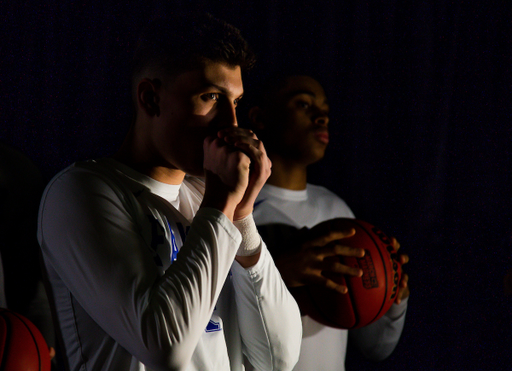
[181,158,206,177]
[304,148,326,164]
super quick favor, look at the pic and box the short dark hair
[131,13,255,87]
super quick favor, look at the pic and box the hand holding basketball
[274,222,365,295]
[258,218,407,329]
[391,237,410,304]
[302,218,403,329]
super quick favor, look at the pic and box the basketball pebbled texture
[0,308,51,371]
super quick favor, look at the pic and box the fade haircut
[131,12,255,91]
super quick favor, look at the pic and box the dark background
[2,1,511,370]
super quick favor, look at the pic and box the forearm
[231,243,302,371]
[39,171,241,369]
[136,209,241,368]
[349,297,409,361]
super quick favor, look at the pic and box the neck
[113,125,186,185]
[266,155,308,190]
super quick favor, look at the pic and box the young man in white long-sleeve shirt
[247,74,410,371]
[38,14,302,371]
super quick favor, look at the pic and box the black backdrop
[2,1,511,370]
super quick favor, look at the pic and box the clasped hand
[201,127,271,221]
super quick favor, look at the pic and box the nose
[215,101,238,129]
[314,112,329,127]
[227,102,238,128]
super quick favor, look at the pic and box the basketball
[0,308,51,371]
[304,218,402,329]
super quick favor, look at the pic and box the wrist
[201,191,235,222]
[233,205,253,222]
[233,214,262,257]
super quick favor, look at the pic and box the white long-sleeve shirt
[253,183,408,371]
[38,158,302,371]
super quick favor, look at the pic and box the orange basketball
[0,308,51,371]
[304,218,402,329]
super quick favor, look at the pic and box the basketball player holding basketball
[37,14,302,371]
[247,73,410,371]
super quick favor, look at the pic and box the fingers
[296,267,349,294]
[217,128,272,220]
[329,241,365,258]
[323,255,363,278]
[395,273,410,304]
[203,136,251,179]
[218,128,271,172]
[215,128,269,171]
[391,236,401,251]
[302,229,356,250]
[317,277,349,295]
[303,234,364,260]
[217,128,260,152]
[218,127,255,139]
[202,136,252,219]
[278,247,361,295]
[399,253,409,265]
[301,256,362,295]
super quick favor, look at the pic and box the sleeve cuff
[386,296,409,319]
[195,207,242,246]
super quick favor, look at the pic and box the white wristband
[233,214,262,256]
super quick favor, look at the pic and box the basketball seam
[351,220,388,327]
[9,310,42,370]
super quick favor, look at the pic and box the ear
[248,106,266,131]
[137,78,161,117]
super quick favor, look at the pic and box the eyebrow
[286,89,329,106]
[203,83,244,100]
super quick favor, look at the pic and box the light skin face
[137,62,245,183]
[117,61,272,267]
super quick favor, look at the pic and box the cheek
[176,127,210,172]
[284,111,309,129]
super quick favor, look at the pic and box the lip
[314,130,329,144]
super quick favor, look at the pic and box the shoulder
[44,160,119,198]
[40,160,145,218]
[306,183,355,219]
[50,159,147,193]
[306,183,347,206]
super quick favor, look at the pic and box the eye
[234,96,243,107]
[297,100,310,109]
[202,93,220,102]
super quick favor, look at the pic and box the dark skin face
[249,75,330,190]
[250,75,410,301]
[258,75,330,167]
